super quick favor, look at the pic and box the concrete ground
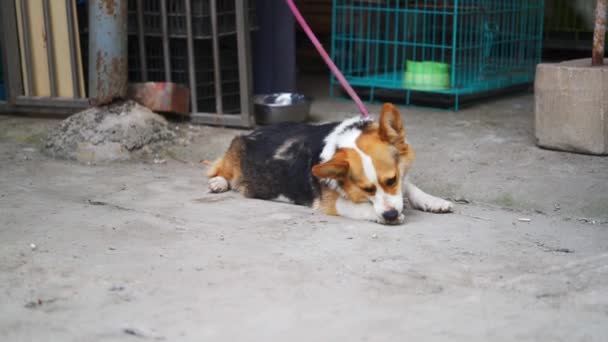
[1,79,607,341]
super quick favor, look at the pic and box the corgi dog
[206,103,453,225]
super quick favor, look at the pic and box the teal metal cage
[330,0,545,110]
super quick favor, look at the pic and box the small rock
[554,247,574,254]
[578,218,596,224]
[29,243,37,250]
[536,242,574,254]
[518,218,531,222]
[123,327,146,338]
[153,158,167,164]
[44,101,174,163]
[24,299,43,309]
[371,233,378,239]
[24,298,58,309]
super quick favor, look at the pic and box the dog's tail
[204,136,243,180]
[204,159,222,177]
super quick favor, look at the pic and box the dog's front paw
[208,176,229,193]
[410,195,453,213]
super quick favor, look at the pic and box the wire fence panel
[77,0,256,125]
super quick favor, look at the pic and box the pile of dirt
[45,101,175,163]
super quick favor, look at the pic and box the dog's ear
[312,153,349,179]
[379,103,406,145]
[397,142,412,156]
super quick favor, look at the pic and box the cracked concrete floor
[1,89,608,341]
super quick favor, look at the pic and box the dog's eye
[362,185,376,194]
[385,176,397,187]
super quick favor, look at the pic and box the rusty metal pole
[88,0,128,105]
[592,0,607,66]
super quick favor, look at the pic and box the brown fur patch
[312,148,377,204]
[401,144,415,174]
[311,149,350,179]
[355,103,415,195]
[317,187,339,215]
[206,137,243,189]
[339,149,376,203]
[379,103,406,144]
[356,131,401,195]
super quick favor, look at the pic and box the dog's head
[313,103,414,224]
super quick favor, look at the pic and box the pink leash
[285,0,370,119]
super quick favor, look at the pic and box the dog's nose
[382,209,399,222]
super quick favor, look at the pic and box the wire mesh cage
[77,0,256,125]
[127,36,242,113]
[330,0,545,109]
[127,0,257,38]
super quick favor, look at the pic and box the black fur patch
[238,122,340,206]
[340,119,373,133]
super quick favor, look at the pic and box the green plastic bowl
[404,60,450,91]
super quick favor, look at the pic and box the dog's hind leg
[207,137,243,193]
